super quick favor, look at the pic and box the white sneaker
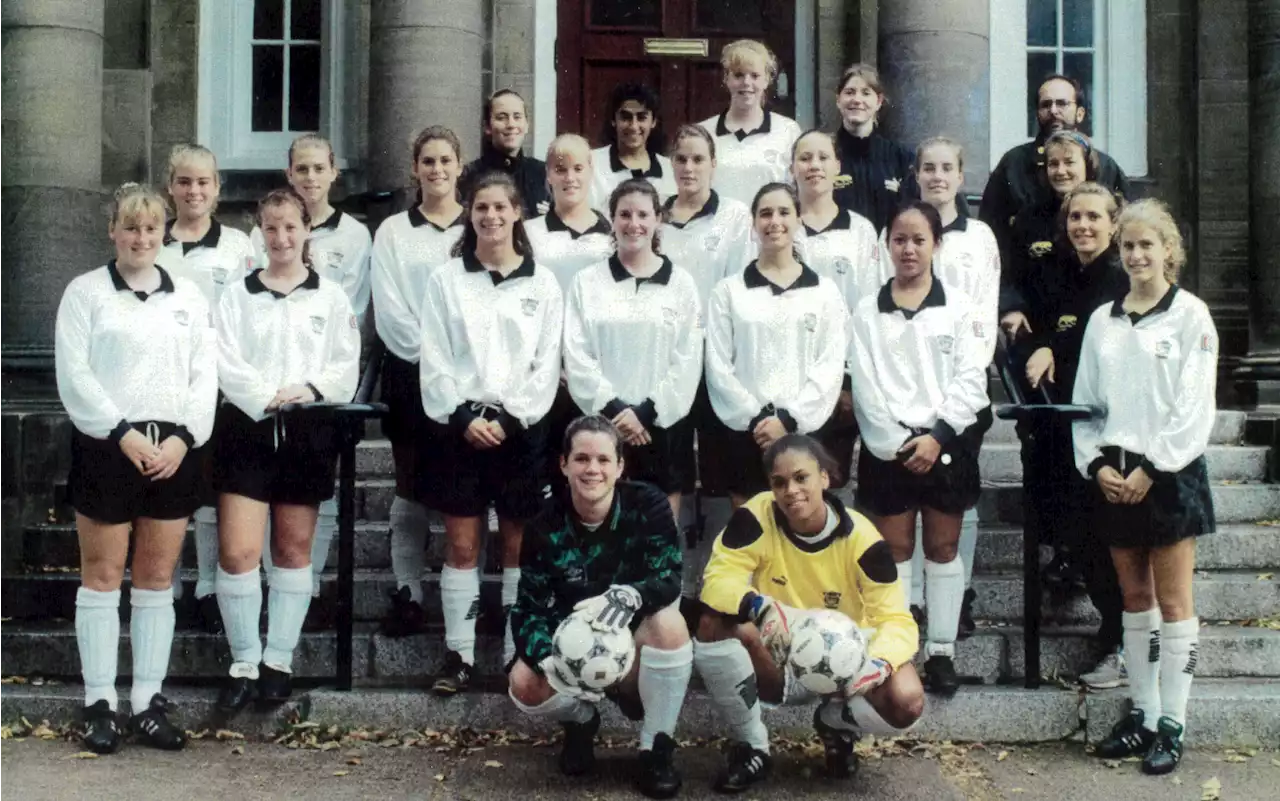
[1080,648,1127,689]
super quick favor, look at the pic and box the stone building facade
[3,1,1277,534]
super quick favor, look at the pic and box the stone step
[970,481,1280,526]
[3,678,1275,747]
[6,622,1275,684]
[973,523,1280,571]
[977,443,1268,483]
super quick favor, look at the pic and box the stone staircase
[3,411,1279,745]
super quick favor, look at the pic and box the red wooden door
[557,0,796,147]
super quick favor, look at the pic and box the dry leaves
[996,750,1009,762]
[332,771,349,777]
[484,760,503,768]
[1201,776,1221,801]
[1258,573,1274,581]
[215,729,246,741]
[230,745,245,756]
[66,752,99,760]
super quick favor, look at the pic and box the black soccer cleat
[1141,716,1184,775]
[130,693,187,751]
[257,664,293,704]
[957,588,977,640]
[637,733,682,798]
[1095,709,1156,759]
[431,650,472,696]
[217,675,257,714]
[379,586,427,638]
[558,709,600,777]
[812,704,859,779]
[196,593,224,635]
[713,741,771,794]
[923,654,960,697]
[81,699,122,755]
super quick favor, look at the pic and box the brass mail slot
[644,38,709,57]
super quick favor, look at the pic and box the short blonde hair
[545,133,592,166]
[915,136,965,172]
[1117,199,1186,284]
[721,39,778,84]
[165,143,219,187]
[109,182,168,229]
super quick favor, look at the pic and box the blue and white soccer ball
[787,610,867,696]
[549,611,636,693]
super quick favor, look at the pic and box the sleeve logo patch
[310,314,326,334]
[1200,334,1215,352]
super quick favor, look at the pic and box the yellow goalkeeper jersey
[699,491,919,669]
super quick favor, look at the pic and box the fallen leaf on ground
[215,729,245,741]
[1271,757,1280,768]
[1201,776,1221,800]
[66,752,99,760]
[1225,754,1248,763]
[319,741,341,751]
[996,750,1009,761]
[332,771,349,777]
[1102,759,1121,769]
[433,774,445,782]
[346,758,362,766]
[1259,573,1274,581]
[484,760,503,768]
[1173,777,1182,785]
[231,745,244,756]
[1025,767,1038,775]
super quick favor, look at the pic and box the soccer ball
[787,610,867,696]
[549,611,636,693]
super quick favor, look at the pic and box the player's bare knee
[695,609,739,643]
[80,562,125,592]
[922,541,958,564]
[445,542,480,569]
[888,685,926,727]
[1121,586,1156,612]
[219,544,260,574]
[1157,597,1192,622]
[636,605,691,650]
[508,661,553,707]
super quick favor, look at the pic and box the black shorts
[1018,418,1092,548]
[380,353,436,499]
[420,417,550,521]
[855,418,986,517]
[1091,448,1216,549]
[622,416,695,494]
[68,422,205,524]
[212,404,339,506]
[815,402,858,489]
[699,409,859,498]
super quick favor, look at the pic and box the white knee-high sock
[76,587,121,710]
[441,565,480,664]
[846,695,914,736]
[895,560,914,611]
[1158,617,1199,728]
[389,497,431,603]
[502,568,521,667]
[1122,607,1162,732]
[310,497,338,597]
[692,638,769,752]
[193,506,219,599]
[924,558,964,658]
[959,508,978,589]
[263,564,313,672]
[639,642,693,749]
[129,587,175,712]
[216,566,263,667]
[509,688,596,724]
[260,516,274,573]
[910,529,925,607]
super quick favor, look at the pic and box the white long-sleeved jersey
[796,208,881,314]
[55,263,218,446]
[419,254,564,429]
[525,210,614,292]
[698,112,802,207]
[877,215,1001,358]
[848,278,991,461]
[589,145,678,212]
[160,219,256,313]
[1072,286,1218,477]
[251,209,372,327]
[660,191,757,310]
[216,268,360,421]
[705,263,848,433]
[370,208,464,363]
[563,256,703,429]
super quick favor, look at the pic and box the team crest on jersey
[704,234,721,252]
[172,309,190,326]
[936,334,955,354]
[212,267,229,285]
[1056,314,1078,332]
[1155,339,1173,359]
[563,563,584,584]
[763,148,782,165]
[802,312,818,333]
[833,258,851,275]
[1029,241,1054,258]
[833,174,852,189]
[521,298,539,316]
[822,591,842,609]
[662,306,679,327]
[310,314,326,334]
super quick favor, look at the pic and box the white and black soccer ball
[549,611,637,692]
[787,609,867,696]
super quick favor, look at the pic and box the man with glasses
[980,74,1130,260]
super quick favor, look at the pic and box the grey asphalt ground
[2,738,1276,801]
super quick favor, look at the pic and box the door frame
[531,0,816,157]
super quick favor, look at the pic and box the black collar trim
[407,206,465,232]
[715,111,773,141]
[312,209,343,232]
[106,260,175,301]
[803,208,853,236]
[941,214,969,234]
[545,208,611,239]
[1111,284,1179,322]
[663,190,720,229]
[770,491,855,553]
[164,219,222,254]
[608,144,664,178]
[481,146,525,171]
[743,262,820,295]
[608,254,673,285]
[245,267,321,298]
[876,275,947,319]
[462,251,537,285]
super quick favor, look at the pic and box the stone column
[366,0,486,195]
[1,1,108,377]
[1239,0,1280,403]
[877,1,990,193]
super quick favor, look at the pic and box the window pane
[291,0,322,40]
[696,0,764,33]
[1062,51,1094,132]
[252,45,285,131]
[590,0,660,27]
[254,0,284,39]
[289,44,322,131]
[1026,51,1058,137]
[1063,0,1093,47]
[1026,0,1057,47]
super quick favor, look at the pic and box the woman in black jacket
[830,63,918,233]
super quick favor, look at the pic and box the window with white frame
[198,0,348,171]
[989,0,1147,177]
